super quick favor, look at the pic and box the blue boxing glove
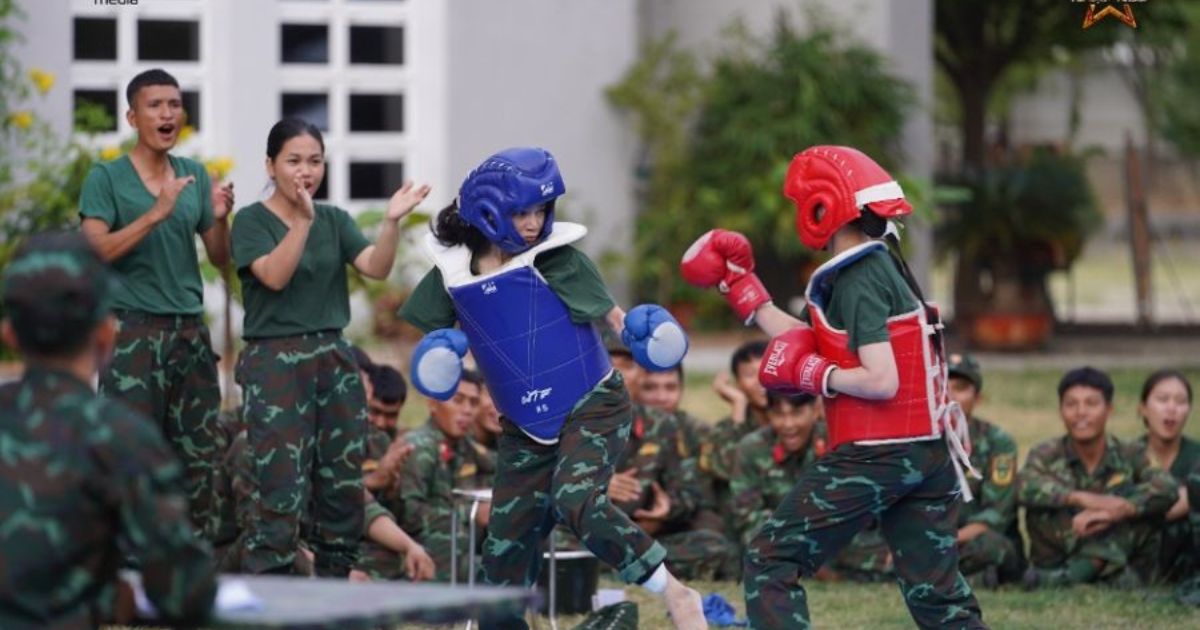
[621,304,689,371]
[411,328,469,400]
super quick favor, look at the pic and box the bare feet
[662,575,707,629]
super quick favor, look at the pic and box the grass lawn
[383,365,1200,628]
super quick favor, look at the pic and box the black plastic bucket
[537,550,599,615]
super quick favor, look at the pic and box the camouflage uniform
[208,413,251,572]
[236,333,367,576]
[669,409,727,537]
[613,405,739,581]
[1019,433,1179,584]
[480,373,668,630]
[707,414,766,542]
[0,234,216,628]
[81,155,224,534]
[743,440,983,630]
[388,418,493,582]
[957,416,1023,581]
[730,425,891,581]
[353,497,408,580]
[1132,434,1200,582]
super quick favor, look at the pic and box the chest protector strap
[806,240,980,500]
[426,223,611,445]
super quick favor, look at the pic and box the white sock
[640,563,670,595]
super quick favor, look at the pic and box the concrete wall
[445,0,641,298]
[13,0,73,139]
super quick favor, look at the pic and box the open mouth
[156,123,177,139]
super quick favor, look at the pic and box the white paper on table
[120,571,263,618]
[591,588,626,611]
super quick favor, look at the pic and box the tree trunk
[959,74,990,173]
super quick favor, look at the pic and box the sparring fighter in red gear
[682,146,987,629]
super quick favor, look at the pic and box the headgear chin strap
[783,145,912,250]
[458,147,565,254]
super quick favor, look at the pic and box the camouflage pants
[744,440,986,630]
[480,374,667,630]
[99,310,221,532]
[1026,510,1159,581]
[830,524,894,581]
[237,332,366,576]
[959,528,1020,579]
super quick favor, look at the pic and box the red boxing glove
[758,327,837,397]
[680,229,772,325]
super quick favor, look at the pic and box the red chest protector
[805,241,950,451]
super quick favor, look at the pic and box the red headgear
[783,145,912,250]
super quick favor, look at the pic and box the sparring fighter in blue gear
[401,147,705,629]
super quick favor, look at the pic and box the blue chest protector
[426,222,612,444]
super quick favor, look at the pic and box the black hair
[126,68,180,107]
[370,365,408,405]
[1140,369,1193,405]
[266,117,325,160]
[730,340,768,374]
[766,390,817,410]
[432,200,491,255]
[6,233,105,357]
[1057,366,1114,404]
[848,207,889,239]
[460,368,484,389]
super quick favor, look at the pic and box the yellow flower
[205,157,235,181]
[7,111,33,130]
[100,146,121,162]
[178,125,195,143]
[28,68,55,95]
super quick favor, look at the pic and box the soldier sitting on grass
[1019,366,1179,588]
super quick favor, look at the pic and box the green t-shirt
[78,155,214,315]
[231,202,371,339]
[400,245,616,333]
[805,247,917,351]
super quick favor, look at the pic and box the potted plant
[937,147,1101,349]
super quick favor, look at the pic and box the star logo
[1081,2,1139,29]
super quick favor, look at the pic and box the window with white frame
[279,0,409,211]
[71,1,212,155]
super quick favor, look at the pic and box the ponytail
[432,200,490,254]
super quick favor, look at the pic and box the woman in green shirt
[1136,369,1196,582]
[230,118,430,575]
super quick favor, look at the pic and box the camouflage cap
[947,351,983,391]
[2,231,115,350]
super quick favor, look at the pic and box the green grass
[372,366,1200,628]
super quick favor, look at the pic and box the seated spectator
[947,353,1024,586]
[1133,369,1196,582]
[637,364,725,535]
[608,401,739,581]
[730,392,826,547]
[1019,366,1179,588]
[730,391,889,582]
[0,233,215,627]
[389,370,491,581]
[707,341,770,511]
[362,365,413,496]
[471,383,501,465]
[351,490,436,582]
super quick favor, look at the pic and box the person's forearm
[85,209,165,262]
[203,219,231,267]
[367,514,418,554]
[253,220,312,290]
[753,303,804,337]
[362,220,401,279]
[606,306,626,334]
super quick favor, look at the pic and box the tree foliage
[609,14,913,325]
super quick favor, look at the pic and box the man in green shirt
[1019,366,1179,588]
[388,371,491,581]
[0,232,216,628]
[947,353,1024,586]
[79,69,234,532]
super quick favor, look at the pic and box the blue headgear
[458,147,565,254]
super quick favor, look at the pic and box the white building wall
[444,0,641,298]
